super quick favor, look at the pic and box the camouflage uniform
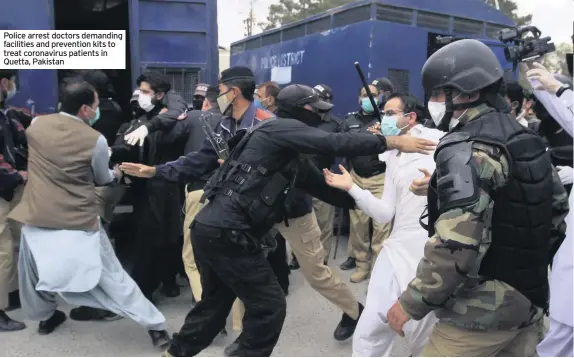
[399,106,569,333]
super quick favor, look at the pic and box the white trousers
[537,317,573,357]
[352,251,437,357]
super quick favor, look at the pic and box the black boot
[6,291,21,311]
[0,310,26,332]
[162,280,181,298]
[333,302,364,341]
[70,306,123,321]
[149,329,171,348]
[339,257,356,271]
[38,310,66,335]
[288,255,300,270]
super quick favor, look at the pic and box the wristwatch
[556,83,570,98]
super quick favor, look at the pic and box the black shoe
[339,257,356,271]
[220,328,228,336]
[0,310,26,332]
[38,310,66,335]
[70,306,123,322]
[224,339,241,357]
[162,283,181,298]
[149,329,171,348]
[289,256,300,270]
[333,302,364,341]
[6,291,21,311]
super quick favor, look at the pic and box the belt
[186,180,207,193]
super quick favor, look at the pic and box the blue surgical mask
[361,97,377,113]
[89,106,100,126]
[254,98,264,110]
[380,114,409,136]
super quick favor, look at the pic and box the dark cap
[220,66,255,85]
[194,83,209,97]
[205,85,219,98]
[372,78,394,92]
[278,84,333,111]
[313,84,333,101]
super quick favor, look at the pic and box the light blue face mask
[361,97,377,113]
[254,98,264,110]
[380,114,409,136]
[89,106,100,126]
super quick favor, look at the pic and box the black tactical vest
[202,118,297,235]
[425,107,554,310]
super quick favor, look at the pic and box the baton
[354,62,383,122]
[333,207,344,260]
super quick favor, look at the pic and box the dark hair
[59,79,97,115]
[225,78,256,102]
[83,70,114,98]
[136,71,171,94]
[503,81,525,113]
[387,92,425,124]
[0,69,17,81]
[259,81,281,100]
[205,85,219,108]
[358,85,378,96]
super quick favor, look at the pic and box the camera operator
[526,60,574,358]
[526,63,573,194]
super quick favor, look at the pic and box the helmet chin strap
[437,89,454,132]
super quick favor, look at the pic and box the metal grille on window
[376,5,413,25]
[333,5,371,28]
[307,17,331,35]
[282,24,306,42]
[453,17,484,36]
[416,11,450,31]
[486,23,509,40]
[149,68,199,105]
[387,69,410,93]
[245,37,262,51]
[262,31,281,46]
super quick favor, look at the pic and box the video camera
[499,25,555,68]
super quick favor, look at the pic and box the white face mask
[138,94,155,112]
[217,90,234,114]
[428,101,446,127]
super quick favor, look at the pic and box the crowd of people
[0,36,573,357]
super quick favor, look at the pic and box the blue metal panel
[232,22,374,118]
[131,0,218,85]
[0,0,57,114]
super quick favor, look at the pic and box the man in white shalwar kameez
[526,62,574,357]
[324,93,442,356]
[8,80,170,348]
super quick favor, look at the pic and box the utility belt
[202,159,296,230]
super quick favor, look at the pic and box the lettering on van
[261,50,305,69]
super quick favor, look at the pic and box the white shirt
[530,79,573,137]
[348,125,445,289]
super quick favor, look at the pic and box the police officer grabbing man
[388,39,569,356]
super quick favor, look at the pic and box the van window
[376,5,413,25]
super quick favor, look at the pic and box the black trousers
[169,222,287,357]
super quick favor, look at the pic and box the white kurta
[351,125,444,357]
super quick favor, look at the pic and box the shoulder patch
[255,108,275,121]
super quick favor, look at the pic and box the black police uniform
[165,117,390,357]
[343,111,386,178]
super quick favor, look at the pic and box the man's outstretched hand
[385,134,437,155]
[119,163,156,178]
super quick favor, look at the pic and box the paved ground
[3,236,410,357]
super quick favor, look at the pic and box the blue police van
[230,0,516,117]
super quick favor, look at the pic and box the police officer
[387,39,569,356]
[290,84,343,270]
[191,83,209,111]
[340,84,392,283]
[120,74,435,356]
[372,77,394,109]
